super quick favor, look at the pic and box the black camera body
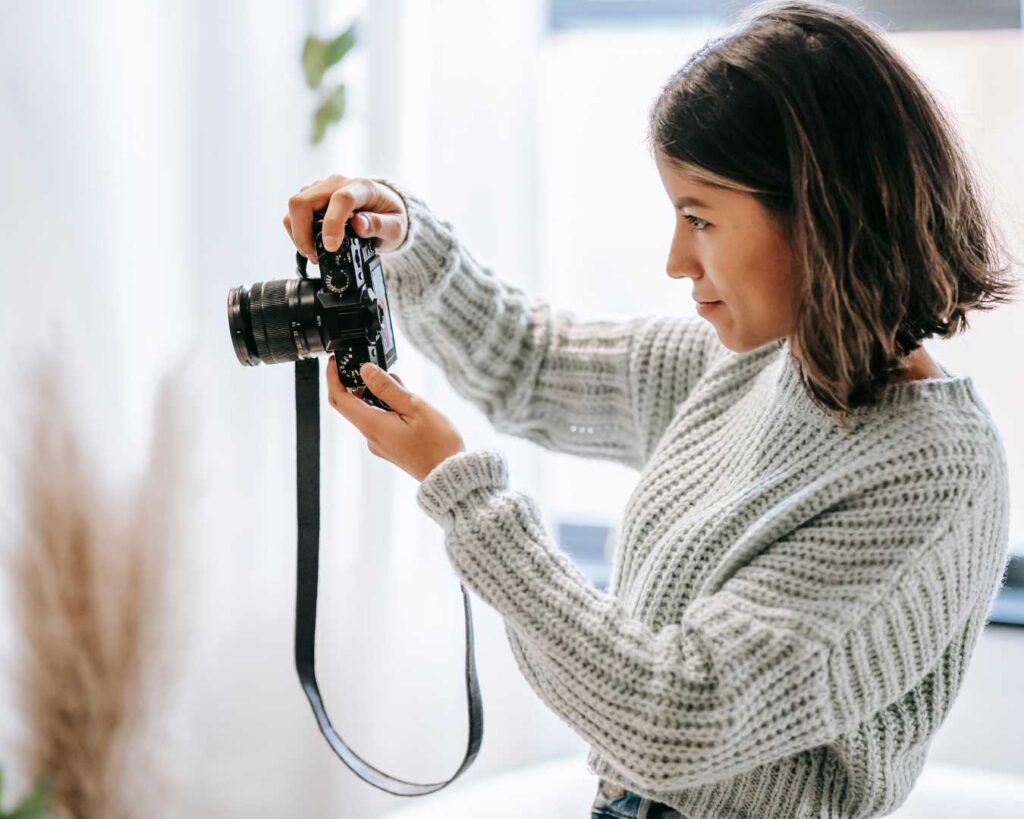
[228,207,398,410]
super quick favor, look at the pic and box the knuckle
[287,193,306,209]
[329,187,354,205]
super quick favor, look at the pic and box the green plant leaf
[322,23,357,73]
[302,35,328,89]
[311,83,346,145]
[0,772,52,819]
[302,23,357,91]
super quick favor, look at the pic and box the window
[990,554,1024,627]
[549,0,1022,32]
[558,520,1024,627]
[557,521,614,591]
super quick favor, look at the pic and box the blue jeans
[590,778,686,818]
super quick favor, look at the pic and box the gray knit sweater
[369,177,1010,819]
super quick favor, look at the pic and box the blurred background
[0,1,1022,817]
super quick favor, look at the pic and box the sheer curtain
[0,1,583,817]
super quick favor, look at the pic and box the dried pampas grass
[3,353,197,819]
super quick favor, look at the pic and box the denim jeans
[590,778,687,818]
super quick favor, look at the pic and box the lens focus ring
[250,280,298,363]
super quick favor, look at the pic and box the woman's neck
[893,345,943,382]
[786,338,943,383]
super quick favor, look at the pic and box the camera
[227,206,398,410]
[224,205,483,793]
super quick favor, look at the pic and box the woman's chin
[716,333,779,354]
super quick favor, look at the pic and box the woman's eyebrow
[675,195,713,210]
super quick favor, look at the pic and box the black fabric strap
[294,357,484,795]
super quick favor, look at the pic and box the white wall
[929,624,1024,776]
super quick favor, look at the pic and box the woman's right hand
[283,174,409,264]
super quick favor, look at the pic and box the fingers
[325,356,385,437]
[281,181,320,245]
[321,178,380,253]
[284,175,407,259]
[358,362,416,415]
[286,192,317,264]
[351,212,374,239]
[352,211,405,251]
[286,174,351,263]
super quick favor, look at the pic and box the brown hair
[647,0,1021,426]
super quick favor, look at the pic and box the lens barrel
[227,278,324,366]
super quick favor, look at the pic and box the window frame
[548,0,1023,33]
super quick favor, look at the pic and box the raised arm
[372,177,726,470]
[414,431,1008,793]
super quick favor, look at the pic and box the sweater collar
[769,337,980,429]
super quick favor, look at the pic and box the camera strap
[293,357,484,795]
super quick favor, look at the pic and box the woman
[283,1,1019,816]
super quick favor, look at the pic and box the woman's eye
[684,214,709,232]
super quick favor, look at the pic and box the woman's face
[654,149,801,352]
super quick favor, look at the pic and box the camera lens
[227,285,258,365]
[227,278,324,366]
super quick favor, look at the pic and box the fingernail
[323,235,336,250]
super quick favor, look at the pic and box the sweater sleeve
[369,176,724,470]
[415,443,1009,793]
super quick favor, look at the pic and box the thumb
[354,211,404,248]
[360,362,414,413]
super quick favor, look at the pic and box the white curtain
[0,1,583,817]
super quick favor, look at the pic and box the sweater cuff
[416,449,509,530]
[369,176,459,314]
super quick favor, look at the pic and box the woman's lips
[696,300,722,316]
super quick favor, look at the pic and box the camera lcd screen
[369,255,396,361]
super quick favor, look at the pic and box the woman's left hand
[326,357,466,482]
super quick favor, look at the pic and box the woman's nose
[667,255,702,280]
[667,233,701,280]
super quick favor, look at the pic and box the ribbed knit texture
[370,176,1011,819]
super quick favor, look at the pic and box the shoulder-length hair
[647,0,1020,425]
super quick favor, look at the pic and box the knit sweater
[369,176,1011,819]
